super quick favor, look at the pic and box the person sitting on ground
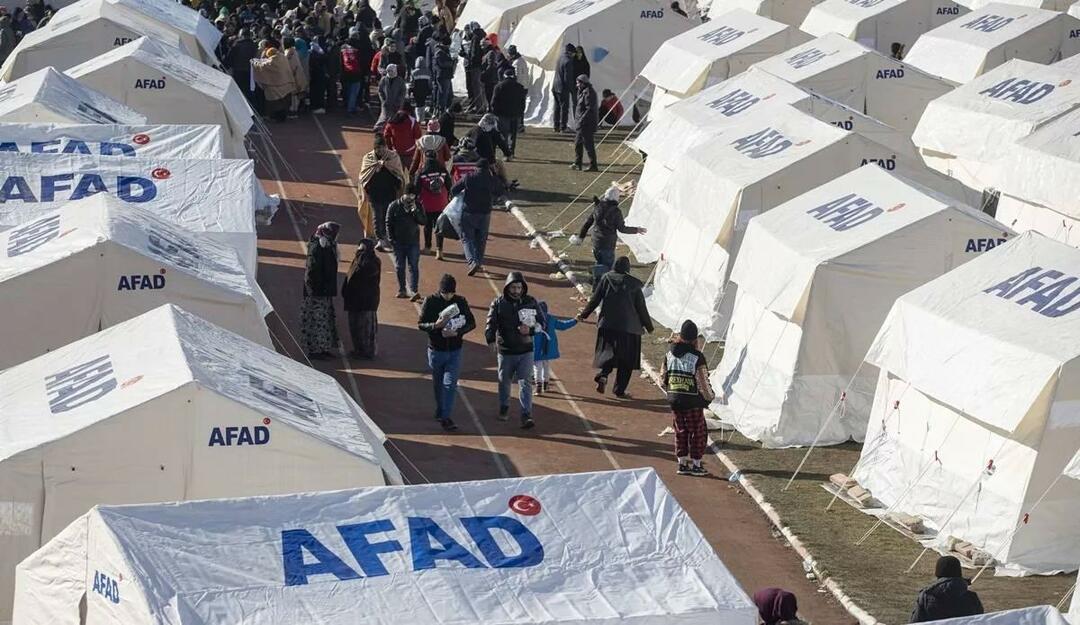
[410,118,451,176]
[485,272,544,429]
[418,274,476,431]
[910,556,984,622]
[383,106,422,168]
[569,184,646,284]
[753,588,810,625]
[598,88,624,127]
[660,320,713,477]
[341,238,381,359]
[385,182,426,301]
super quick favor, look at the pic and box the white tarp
[640,9,810,107]
[1,304,402,624]
[710,165,1011,447]
[0,123,224,158]
[752,32,953,132]
[703,0,825,25]
[457,0,554,44]
[855,231,1080,574]
[66,37,254,159]
[13,468,755,625]
[903,3,1080,84]
[0,67,144,125]
[0,152,263,276]
[510,0,697,126]
[801,0,969,57]
[961,0,1077,9]
[0,196,270,369]
[921,606,1071,625]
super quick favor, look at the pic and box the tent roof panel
[915,605,1070,624]
[1066,449,1080,479]
[751,32,871,80]
[67,37,231,100]
[511,0,639,65]
[801,0,918,37]
[0,67,146,125]
[993,105,1080,216]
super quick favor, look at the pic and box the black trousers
[552,90,571,130]
[599,363,633,395]
[575,127,597,167]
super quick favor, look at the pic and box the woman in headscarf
[752,588,809,625]
[301,221,341,359]
[358,133,408,250]
[378,63,406,124]
[575,256,653,398]
[252,40,297,122]
[341,238,382,359]
[282,36,309,117]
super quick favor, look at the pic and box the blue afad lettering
[208,426,271,446]
[0,174,157,203]
[875,68,904,79]
[861,157,896,170]
[805,193,884,231]
[555,0,595,15]
[6,214,60,257]
[846,0,887,7]
[282,516,545,586]
[978,77,1055,104]
[697,25,744,45]
[961,14,1013,32]
[133,78,166,89]
[983,266,1080,318]
[832,120,854,130]
[92,571,120,604]
[0,139,135,156]
[117,274,166,290]
[937,6,959,15]
[706,88,760,117]
[639,8,663,17]
[1071,29,1080,39]
[148,227,200,269]
[731,128,792,159]
[45,355,117,414]
[786,48,826,69]
[965,238,1007,252]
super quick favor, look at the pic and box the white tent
[0,0,191,82]
[703,0,825,25]
[639,9,810,111]
[1073,1,1080,16]
[800,0,969,57]
[1071,451,1080,625]
[0,152,263,276]
[913,59,1080,190]
[0,197,271,369]
[66,37,254,159]
[510,0,697,127]
[457,0,554,44]
[903,3,1080,84]
[710,165,1011,448]
[0,304,401,623]
[962,0,1077,9]
[752,33,953,132]
[0,67,145,125]
[0,123,224,158]
[921,606,1071,625]
[13,468,755,625]
[854,231,1080,574]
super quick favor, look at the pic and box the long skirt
[592,328,642,371]
[348,310,378,358]
[300,295,339,354]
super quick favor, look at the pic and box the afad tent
[0,304,401,624]
[710,165,1011,448]
[0,67,144,125]
[854,231,1080,574]
[66,37,254,159]
[0,123,224,158]
[0,196,270,369]
[1070,452,1080,624]
[0,152,263,276]
[456,0,554,44]
[912,58,1080,190]
[13,468,756,625]
[800,0,968,57]
[639,9,810,112]
[510,0,696,127]
[920,606,1071,625]
[903,3,1080,85]
[0,0,190,82]
[962,0,1077,9]
[702,0,824,25]
[627,67,919,264]
[752,33,953,133]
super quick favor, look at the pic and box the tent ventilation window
[980,188,1000,218]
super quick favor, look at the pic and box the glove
[568,234,583,246]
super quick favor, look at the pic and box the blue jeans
[393,242,420,293]
[593,246,615,284]
[460,211,490,268]
[346,81,363,112]
[436,78,453,110]
[427,348,462,420]
[497,351,534,416]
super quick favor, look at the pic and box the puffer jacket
[485,272,544,355]
[910,577,984,623]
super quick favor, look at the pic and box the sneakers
[677,463,692,476]
[440,419,459,432]
[435,249,444,261]
[535,383,543,396]
[467,263,483,276]
[520,414,535,429]
[409,292,422,302]
[690,464,709,477]
[569,163,582,171]
[375,239,392,252]
[586,164,599,172]
[594,374,607,394]
[497,405,510,421]
[395,290,408,299]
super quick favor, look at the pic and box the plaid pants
[672,408,707,461]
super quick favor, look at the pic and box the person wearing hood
[911,556,984,622]
[570,185,646,283]
[415,150,451,258]
[383,106,422,168]
[252,41,297,121]
[490,69,527,159]
[395,0,421,40]
[573,45,590,80]
[341,238,382,359]
[466,113,511,163]
[660,320,713,476]
[301,222,342,359]
[378,63,406,123]
[418,274,476,431]
[753,588,810,625]
[571,73,599,171]
[552,43,577,132]
[486,272,544,429]
[358,133,407,250]
[282,36,309,117]
[577,256,653,398]
[355,0,381,30]
[410,118,451,176]
[532,301,577,395]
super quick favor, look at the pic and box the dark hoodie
[485,272,543,355]
[580,257,653,336]
[910,560,984,623]
[341,239,381,311]
[418,293,476,351]
[577,198,641,252]
[553,44,577,95]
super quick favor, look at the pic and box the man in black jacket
[461,23,486,113]
[451,158,496,276]
[571,186,647,283]
[572,74,599,171]
[577,256,653,397]
[910,556,984,622]
[465,114,512,162]
[485,272,544,428]
[552,43,577,132]
[385,184,426,300]
[418,274,476,431]
[227,29,259,107]
[490,69,527,158]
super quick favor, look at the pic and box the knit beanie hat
[680,319,699,342]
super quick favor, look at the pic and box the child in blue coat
[533,301,578,395]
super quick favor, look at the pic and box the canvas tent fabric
[800,0,969,57]
[0,196,271,369]
[903,3,1080,85]
[854,231,1080,574]
[457,0,554,45]
[751,33,953,132]
[702,0,825,25]
[709,165,1011,448]
[919,606,1071,625]
[1,304,401,623]
[0,123,224,158]
[13,468,756,625]
[65,37,254,159]
[961,0,1077,9]
[510,0,697,127]
[0,67,145,126]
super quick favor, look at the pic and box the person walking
[410,118,451,176]
[660,320,713,476]
[385,183,426,300]
[552,43,576,132]
[432,37,455,112]
[466,114,511,163]
[576,256,653,397]
[910,556,984,622]
[416,153,451,259]
[451,157,496,275]
[358,133,407,251]
[532,301,577,396]
[417,274,475,431]
[571,74,599,171]
[340,34,367,114]
[411,55,432,117]
[570,185,646,283]
[301,222,342,359]
[485,272,544,429]
[753,588,810,625]
[489,68,527,159]
[383,107,422,169]
[341,238,381,359]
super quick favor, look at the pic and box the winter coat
[490,78,527,117]
[510,54,528,82]
[451,166,496,214]
[418,294,477,351]
[409,134,451,176]
[252,50,296,101]
[465,126,510,161]
[462,31,485,69]
[577,199,641,252]
[910,578,984,623]
[580,269,653,336]
[226,36,259,74]
[383,114,422,163]
[341,244,381,311]
[485,272,544,355]
[553,49,576,94]
[573,52,590,79]
[304,239,339,297]
[575,83,599,132]
[378,75,407,123]
[533,310,577,361]
[285,47,309,92]
[0,18,15,67]
[433,45,455,80]
[480,48,502,85]
[386,197,427,248]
